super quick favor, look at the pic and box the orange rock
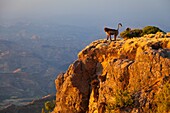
[53,36,170,113]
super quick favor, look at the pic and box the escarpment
[53,33,170,113]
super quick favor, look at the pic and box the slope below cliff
[53,32,170,113]
[0,95,55,113]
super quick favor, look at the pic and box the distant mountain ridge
[0,22,100,109]
[0,94,55,113]
[0,39,57,109]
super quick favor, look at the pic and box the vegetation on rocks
[42,100,56,113]
[154,81,170,113]
[120,26,165,39]
[106,90,133,112]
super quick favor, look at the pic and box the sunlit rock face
[53,33,170,113]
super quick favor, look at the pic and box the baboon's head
[118,23,123,27]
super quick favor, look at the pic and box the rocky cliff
[53,32,170,113]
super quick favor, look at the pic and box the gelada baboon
[104,23,122,41]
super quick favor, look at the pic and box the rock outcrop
[53,33,170,113]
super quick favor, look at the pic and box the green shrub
[155,82,170,113]
[45,100,55,111]
[142,26,165,35]
[120,28,142,39]
[114,90,133,108]
[42,100,56,113]
[106,90,133,111]
[120,26,165,39]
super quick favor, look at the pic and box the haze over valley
[0,22,99,108]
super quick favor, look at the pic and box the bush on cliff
[106,90,133,112]
[142,26,165,35]
[42,100,55,113]
[154,81,170,113]
[120,28,143,39]
[120,26,165,39]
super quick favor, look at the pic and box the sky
[0,0,170,31]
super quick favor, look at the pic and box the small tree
[45,100,56,112]
[42,100,56,113]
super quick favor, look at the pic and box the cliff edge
[53,32,170,113]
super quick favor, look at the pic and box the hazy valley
[0,22,100,109]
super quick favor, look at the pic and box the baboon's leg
[114,35,116,41]
[110,35,112,41]
[106,35,109,40]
